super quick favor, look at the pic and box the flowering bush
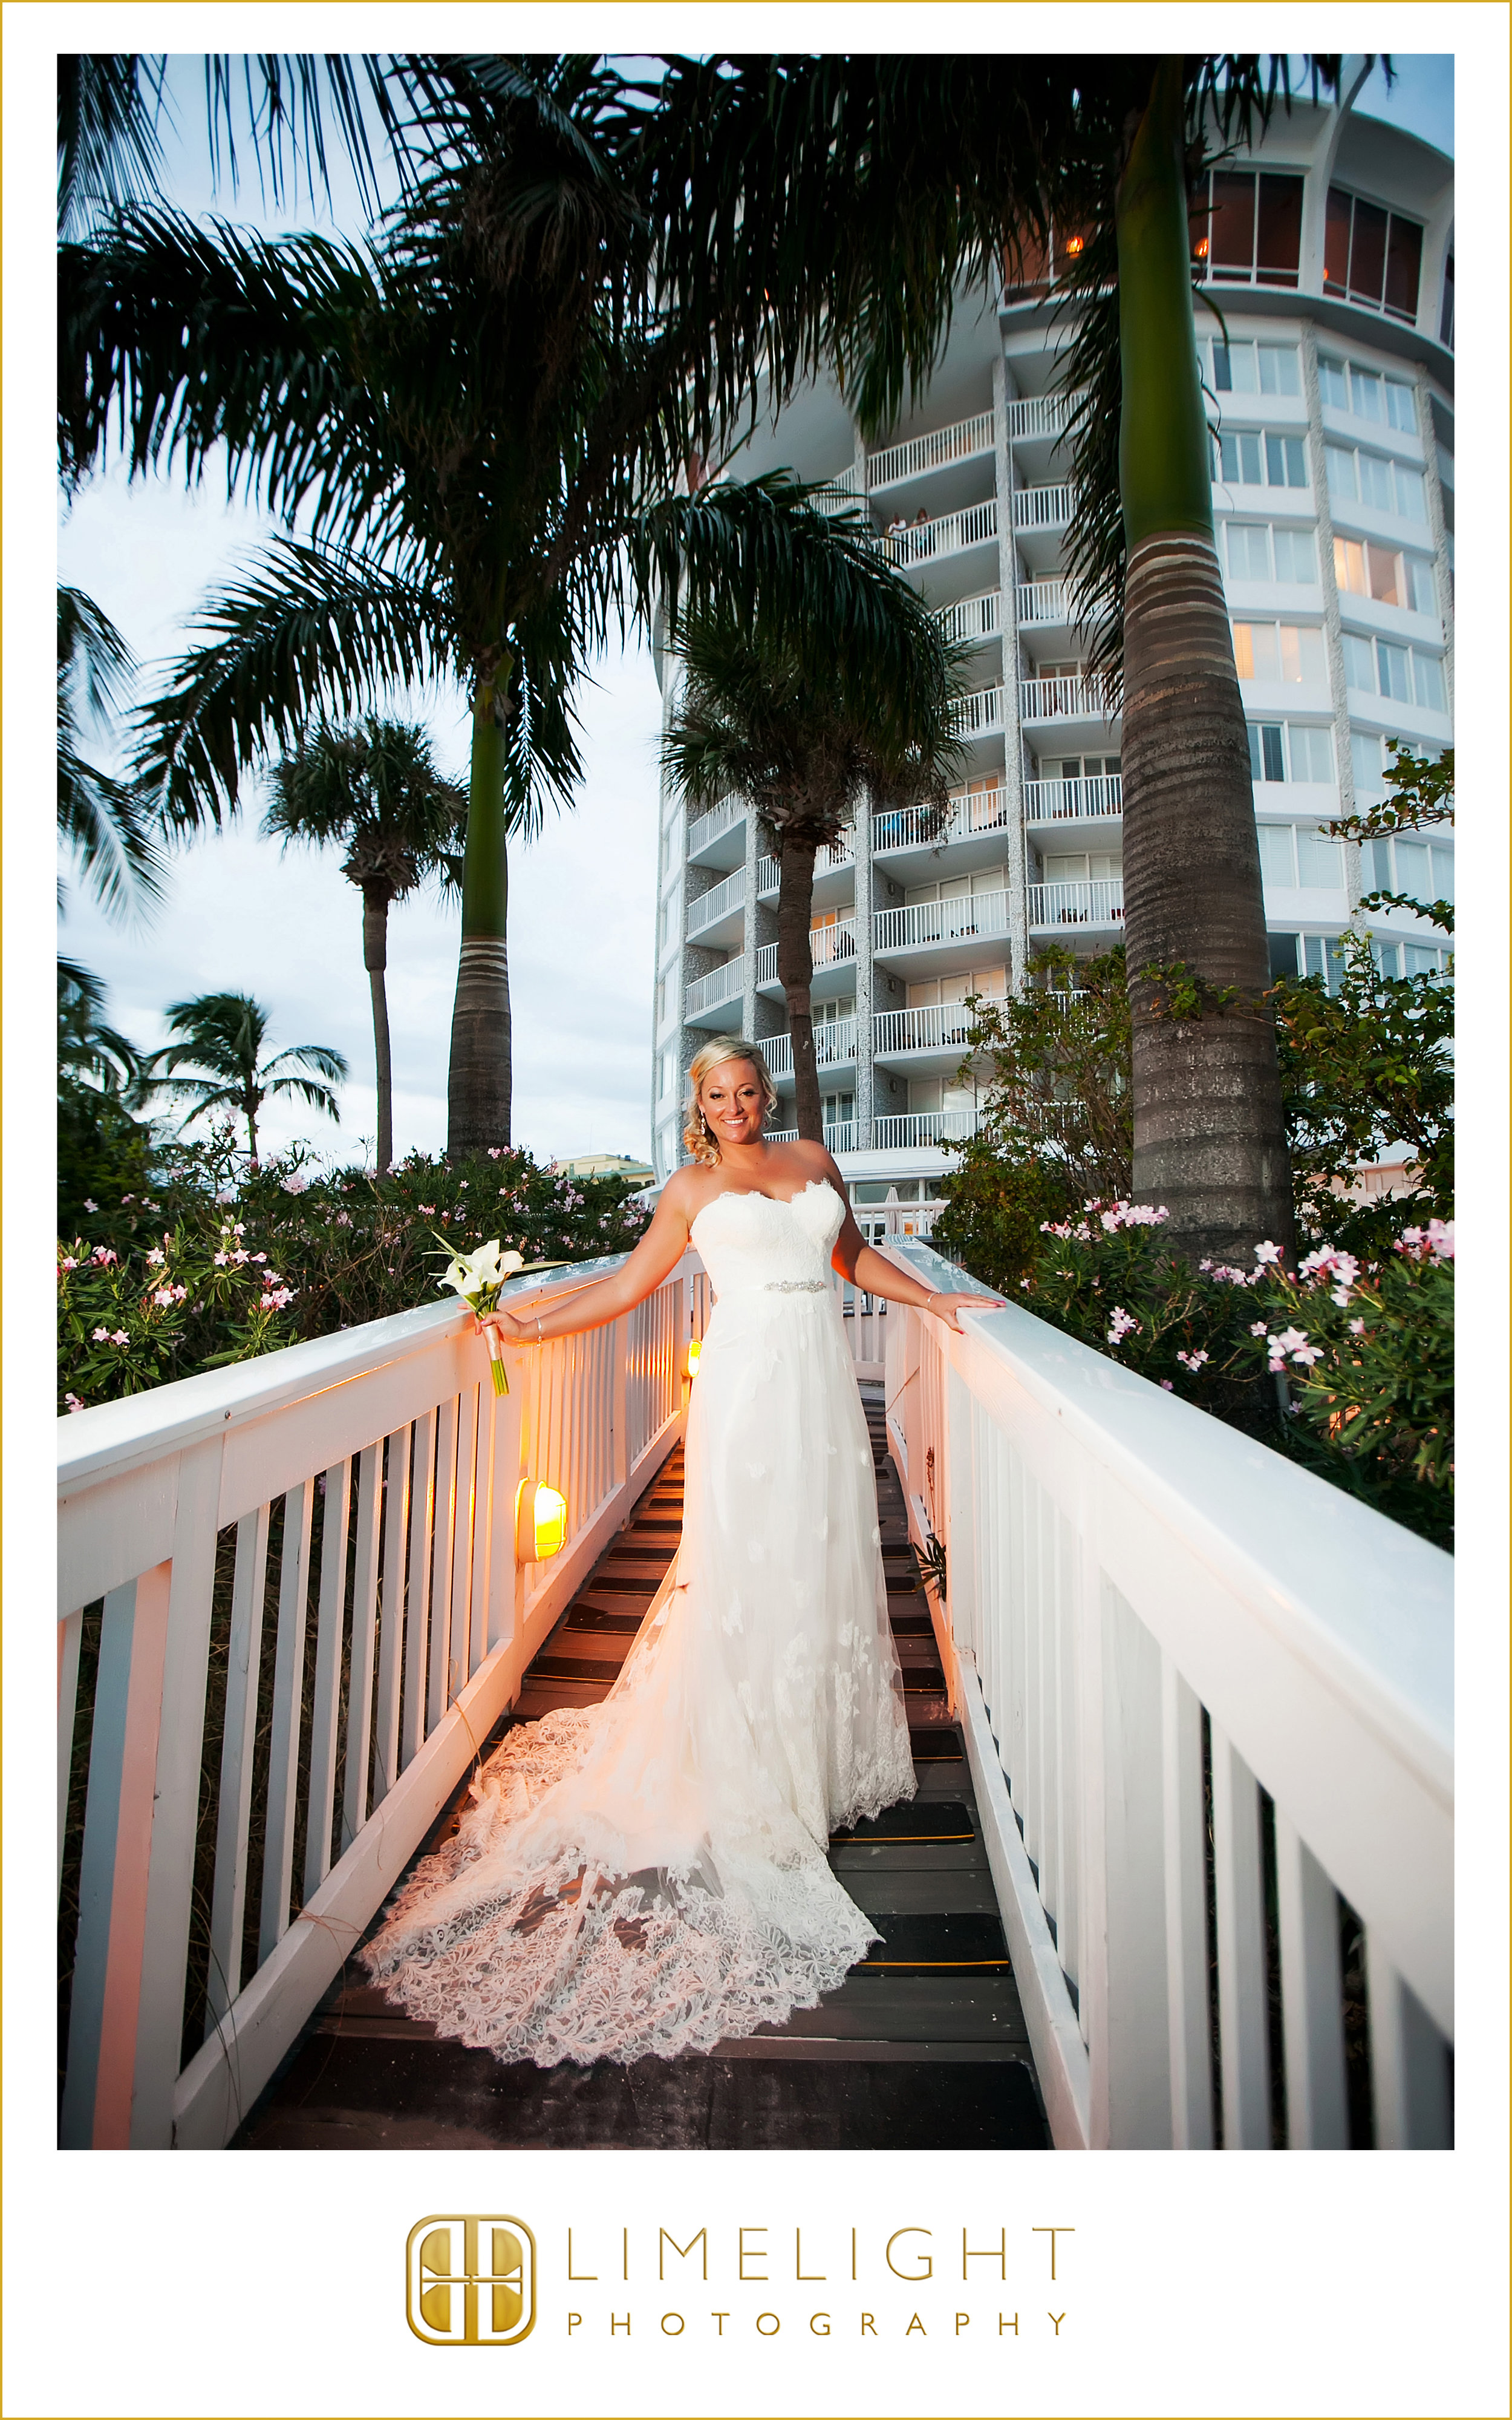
[59,1130,652,1413]
[1022,1202,1452,1548]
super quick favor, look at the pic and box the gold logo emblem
[406,2216,536,2347]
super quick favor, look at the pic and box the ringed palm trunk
[360,876,396,1173]
[775,831,823,1140]
[244,1084,260,1174]
[447,691,512,1156]
[1116,58,1295,1266]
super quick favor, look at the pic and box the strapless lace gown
[362,1181,916,2065]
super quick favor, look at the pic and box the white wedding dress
[362,1180,916,2065]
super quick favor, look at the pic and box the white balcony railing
[685,958,744,1016]
[763,1018,859,1079]
[687,795,744,857]
[755,921,858,986]
[1016,579,1070,624]
[813,463,867,516]
[954,684,1006,737]
[874,889,1010,954]
[873,788,1011,855]
[685,866,746,940]
[1019,673,1117,723]
[764,1123,860,1158]
[1028,878,1124,927]
[873,1109,979,1147]
[936,588,1003,647]
[1005,388,1085,442]
[880,1244,1452,2148]
[883,499,998,567]
[1024,774,1124,822]
[56,1255,708,2147]
[1011,482,1075,532]
[867,410,997,490]
[873,1003,985,1056]
[754,837,853,898]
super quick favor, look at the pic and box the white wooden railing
[936,588,1002,647]
[883,500,998,566]
[873,1109,979,1147]
[1006,390,1086,442]
[755,839,853,898]
[763,1018,859,1079]
[868,410,997,490]
[755,923,858,986]
[686,867,746,939]
[1028,878,1124,927]
[1025,774,1123,822]
[1011,482,1075,532]
[873,788,1011,855]
[874,889,1010,953]
[954,684,1006,737]
[881,1242,1453,2149]
[685,957,745,1016]
[1020,673,1117,722]
[1017,579,1070,624]
[873,1002,985,1056]
[687,795,745,858]
[57,1255,706,2148]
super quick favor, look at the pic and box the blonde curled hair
[682,1036,778,1165]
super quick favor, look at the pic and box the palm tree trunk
[1116,58,1295,1266]
[244,1086,259,1173]
[447,695,512,1156]
[360,878,396,1173]
[776,832,822,1140]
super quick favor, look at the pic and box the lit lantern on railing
[515,1478,568,1563]
[686,1336,702,1379]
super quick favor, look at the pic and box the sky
[54,48,1453,1174]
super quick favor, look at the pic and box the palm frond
[261,1073,343,1119]
[57,55,168,240]
[262,1042,350,1083]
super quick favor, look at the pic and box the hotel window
[1191,170,1303,286]
[657,1044,679,1103]
[1439,252,1455,349]
[1271,932,1347,993]
[1364,834,1454,910]
[1324,188,1423,322]
[1333,538,1437,615]
[1372,939,1452,979]
[1224,522,1317,584]
[1232,622,1326,685]
[1340,632,1446,711]
[1216,428,1307,488]
[1325,445,1426,521]
[1205,338,1301,396]
[1257,823,1346,889]
[1318,355,1418,433]
[1248,722,1334,784]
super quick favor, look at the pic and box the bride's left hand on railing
[475,1305,529,1342]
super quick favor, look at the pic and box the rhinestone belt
[763,1279,827,1293]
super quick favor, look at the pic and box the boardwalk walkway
[235,1388,1048,2150]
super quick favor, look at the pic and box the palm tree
[262,718,466,1171]
[60,59,935,1157]
[140,992,347,1171]
[58,956,143,1097]
[57,585,165,921]
[663,607,965,1140]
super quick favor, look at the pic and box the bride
[362,1037,988,2065]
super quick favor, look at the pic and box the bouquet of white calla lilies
[429,1234,567,1394]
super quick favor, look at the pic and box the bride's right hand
[475,1305,526,1342]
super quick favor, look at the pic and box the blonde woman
[363,1037,996,2066]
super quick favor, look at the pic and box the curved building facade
[647,80,1453,1235]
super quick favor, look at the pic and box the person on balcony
[362,1036,991,2067]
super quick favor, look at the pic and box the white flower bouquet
[433,1237,566,1394]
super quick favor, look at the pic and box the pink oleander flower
[110,1329,129,1346]
[213,1251,229,1266]
[251,1251,267,1264]
[281,1174,308,1194]
[91,1326,109,1341]
[419,1204,435,1215]
[1106,1305,1139,1345]
[91,1246,117,1267]
[1253,1240,1283,1267]
[487,1147,501,1159]
[1426,1217,1455,1260]
[1274,1326,1309,1356]
[83,1198,98,1212]
[59,1255,78,1272]
[1349,1318,1366,1335]
[152,1287,175,1308]
[1176,1349,1209,1372]
[1159,1378,1174,1390]
[1250,1321,1268,1336]
[146,1248,166,1267]
[1291,1342,1324,1367]
[65,1392,84,1413]
[171,1283,187,1302]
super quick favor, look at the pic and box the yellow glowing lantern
[686,1336,702,1378]
[515,1478,568,1563]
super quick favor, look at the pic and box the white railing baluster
[304,1459,353,1900]
[259,1481,314,1961]
[427,1398,460,1729]
[206,1504,272,2036]
[448,1384,479,1697]
[57,1605,84,1897]
[1366,1939,1453,2147]
[1210,1719,1272,2147]
[1274,1810,1349,2147]
[373,1425,411,1803]
[401,1413,434,1768]
[341,1444,383,1853]
[1161,1656,1214,2147]
[468,1385,495,1678]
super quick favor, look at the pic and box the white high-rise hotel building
[648,87,1453,1230]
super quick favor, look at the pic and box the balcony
[685,957,745,1018]
[763,1018,859,1080]
[868,410,996,490]
[1020,673,1118,724]
[873,786,1011,855]
[1005,390,1084,442]
[1011,482,1075,534]
[873,1003,984,1057]
[766,1120,859,1152]
[874,889,1010,955]
[954,684,1006,738]
[1024,774,1123,822]
[1028,878,1124,929]
[1016,578,1070,625]
[687,794,745,864]
[874,1109,979,1147]
[685,866,746,943]
[883,499,997,567]
[755,923,858,985]
[936,588,1002,646]
[754,837,854,897]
